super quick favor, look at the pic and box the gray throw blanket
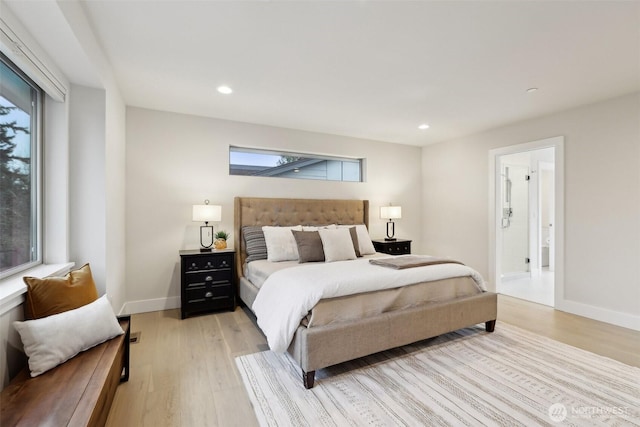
[369,255,464,270]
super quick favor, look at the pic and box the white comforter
[252,257,487,352]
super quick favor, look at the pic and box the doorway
[488,137,564,308]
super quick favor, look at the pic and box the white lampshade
[380,206,402,220]
[192,204,222,222]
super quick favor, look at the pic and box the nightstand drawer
[184,270,232,286]
[372,239,412,255]
[184,254,233,272]
[185,282,232,301]
[386,242,411,254]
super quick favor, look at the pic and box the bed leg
[485,320,496,332]
[303,370,315,389]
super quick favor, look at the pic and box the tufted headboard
[233,197,369,279]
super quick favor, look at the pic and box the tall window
[0,53,42,277]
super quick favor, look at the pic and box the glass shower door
[501,164,530,277]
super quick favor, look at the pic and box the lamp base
[385,221,396,241]
[200,225,214,252]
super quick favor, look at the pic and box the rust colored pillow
[23,263,99,319]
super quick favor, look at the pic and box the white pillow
[13,295,124,377]
[339,224,376,255]
[318,228,357,262]
[262,225,303,262]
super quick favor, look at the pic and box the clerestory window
[229,146,364,182]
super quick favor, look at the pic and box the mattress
[244,259,298,289]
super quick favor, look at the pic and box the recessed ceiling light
[526,87,538,93]
[217,85,233,94]
[418,123,430,130]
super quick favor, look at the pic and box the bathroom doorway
[489,137,564,308]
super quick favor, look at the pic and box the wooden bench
[0,316,130,427]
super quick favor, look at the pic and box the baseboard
[556,299,640,332]
[119,296,180,316]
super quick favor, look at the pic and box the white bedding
[245,253,384,288]
[252,256,487,352]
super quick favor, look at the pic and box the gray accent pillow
[348,226,361,257]
[292,230,325,263]
[243,226,268,263]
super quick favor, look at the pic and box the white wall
[44,96,71,264]
[422,92,640,329]
[123,107,423,313]
[60,0,128,310]
[104,87,127,311]
[68,85,107,295]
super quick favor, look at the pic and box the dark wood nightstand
[372,239,412,255]
[179,249,235,319]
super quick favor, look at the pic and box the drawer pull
[205,275,213,281]
[205,291,213,298]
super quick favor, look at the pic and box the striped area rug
[235,323,640,426]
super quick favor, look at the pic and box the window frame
[0,52,44,279]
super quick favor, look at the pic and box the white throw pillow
[339,224,376,255]
[318,228,357,262]
[13,295,124,377]
[356,225,377,255]
[262,225,303,262]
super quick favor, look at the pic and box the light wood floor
[106,295,640,426]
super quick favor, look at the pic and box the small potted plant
[214,230,230,250]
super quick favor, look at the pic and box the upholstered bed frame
[234,197,497,388]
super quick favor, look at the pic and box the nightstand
[372,239,412,255]
[179,249,235,319]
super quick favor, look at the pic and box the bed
[234,197,497,389]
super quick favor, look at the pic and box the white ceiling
[4,0,640,146]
